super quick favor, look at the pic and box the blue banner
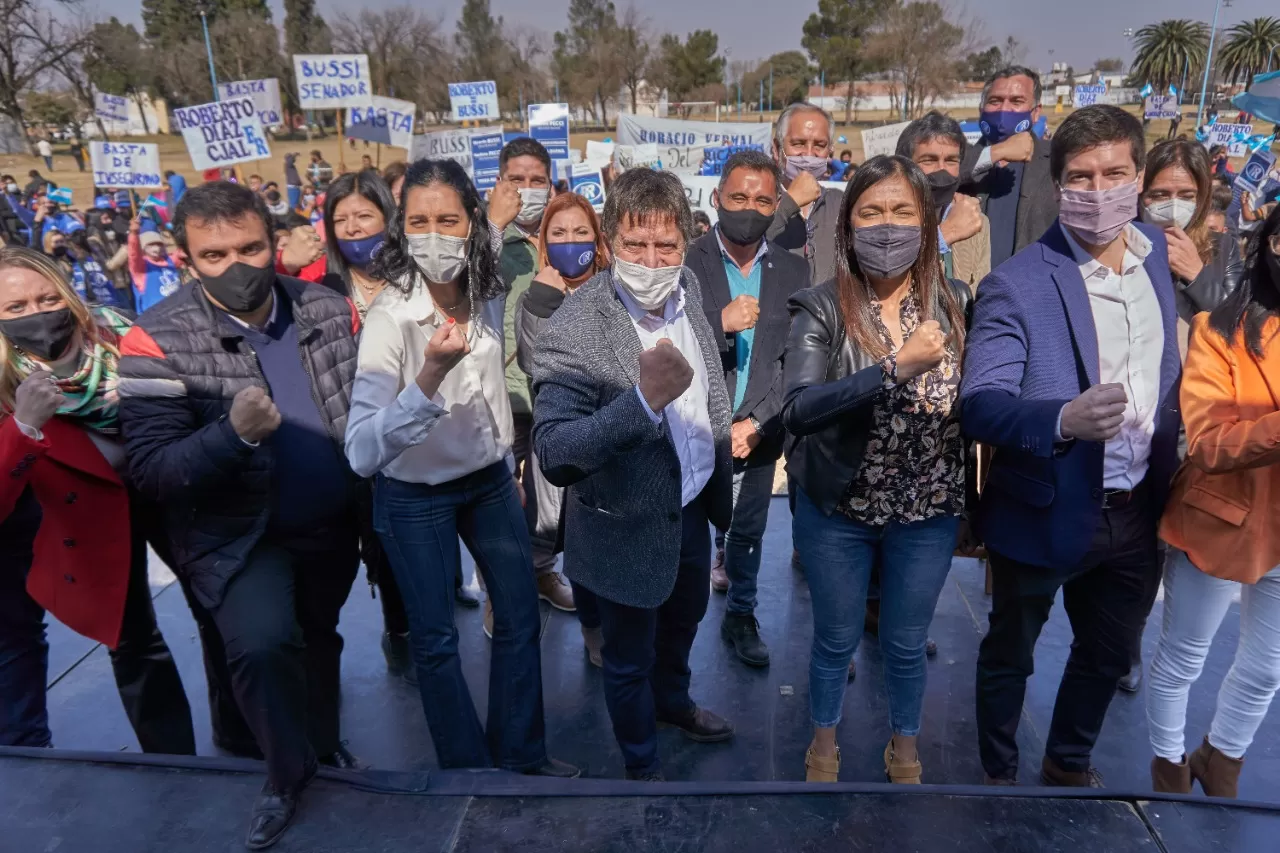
[468,129,504,193]
[528,103,570,172]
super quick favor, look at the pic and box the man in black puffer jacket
[118,181,361,851]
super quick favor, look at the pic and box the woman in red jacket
[0,246,194,752]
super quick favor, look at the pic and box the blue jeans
[795,486,958,733]
[373,463,547,771]
[714,460,776,615]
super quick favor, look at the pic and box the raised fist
[638,338,693,413]
[229,385,281,443]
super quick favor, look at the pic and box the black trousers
[595,495,710,775]
[976,486,1160,778]
[209,529,359,789]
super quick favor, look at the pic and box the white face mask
[614,257,683,311]
[1143,198,1197,230]
[406,231,468,283]
[516,188,549,225]
[5,183,17,193]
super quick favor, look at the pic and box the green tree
[801,0,894,123]
[25,91,78,130]
[648,30,725,108]
[82,18,154,133]
[962,46,1004,82]
[552,0,621,123]
[1217,17,1280,85]
[141,0,205,44]
[743,51,815,106]
[454,0,509,82]
[1094,57,1125,73]
[869,1,966,120]
[284,0,331,56]
[616,6,650,114]
[1130,19,1208,91]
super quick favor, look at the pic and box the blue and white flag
[1139,83,1153,98]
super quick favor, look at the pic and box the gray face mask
[852,224,922,280]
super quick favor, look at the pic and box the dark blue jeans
[373,462,547,771]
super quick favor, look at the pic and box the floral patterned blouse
[837,288,965,526]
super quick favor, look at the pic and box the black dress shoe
[521,757,582,778]
[454,583,481,608]
[925,638,938,658]
[656,706,734,743]
[1118,667,1142,693]
[318,742,364,770]
[625,769,666,782]
[381,631,417,686]
[245,762,316,850]
[721,613,770,667]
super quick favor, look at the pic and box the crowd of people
[2,64,1280,849]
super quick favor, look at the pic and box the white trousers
[1147,548,1280,760]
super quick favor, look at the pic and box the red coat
[0,415,130,648]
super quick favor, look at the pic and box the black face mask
[927,170,960,214]
[199,261,276,314]
[51,245,69,259]
[0,307,77,361]
[716,206,773,247]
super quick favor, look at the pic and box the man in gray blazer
[531,168,735,781]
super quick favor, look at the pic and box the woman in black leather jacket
[783,155,971,786]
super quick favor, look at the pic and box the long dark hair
[1209,204,1280,358]
[834,154,964,359]
[371,158,504,302]
[323,169,395,290]
[1143,139,1215,263]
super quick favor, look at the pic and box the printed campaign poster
[1236,149,1277,194]
[468,129,504,192]
[1143,95,1180,120]
[171,98,271,171]
[449,81,500,122]
[218,79,284,128]
[293,54,373,110]
[345,96,416,149]
[94,92,130,123]
[89,141,163,189]
[615,113,771,148]
[528,103,571,173]
[569,163,606,211]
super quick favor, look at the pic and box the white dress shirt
[1060,223,1165,490]
[344,280,512,483]
[616,277,716,508]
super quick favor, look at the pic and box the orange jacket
[1160,313,1280,583]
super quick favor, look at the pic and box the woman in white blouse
[344,159,577,778]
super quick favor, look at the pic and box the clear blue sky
[97,0,1279,74]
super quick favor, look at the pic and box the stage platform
[12,497,1280,850]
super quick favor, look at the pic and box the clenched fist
[638,338,693,414]
[533,264,568,293]
[1060,383,1128,442]
[894,320,946,383]
[487,178,522,233]
[786,170,822,208]
[1164,227,1205,283]
[416,318,470,398]
[990,131,1035,167]
[13,370,61,431]
[279,224,323,274]
[721,293,760,334]
[229,386,281,444]
[940,193,982,245]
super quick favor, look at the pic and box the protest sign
[680,176,844,224]
[294,54,373,110]
[1236,149,1278,194]
[449,81,499,121]
[699,144,767,176]
[1075,84,1107,107]
[614,143,661,172]
[218,79,283,128]
[570,163,606,211]
[861,121,913,159]
[529,103,571,171]
[345,96,416,149]
[89,142,163,189]
[585,139,615,166]
[172,98,271,171]
[1144,95,1180,120]
[469,129,504,192]
[94,92,129,124]
[616,114,771,149]
[1204,123,1254,157]
[412,128,474,171]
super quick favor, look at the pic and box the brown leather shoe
[884,740,922,784]
[536,572,576,612]
[710,553,729,593]
[1151,755,1192,794]
[1189,737,1243,798]
[581,624,603,668]
[1040,756,1104,788]
[656,706,734,742]
[805,746,840,782]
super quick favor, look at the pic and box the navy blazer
[958,220,1182,573]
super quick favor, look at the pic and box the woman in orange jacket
[0,247,194,752]
[1147,205,1280,798]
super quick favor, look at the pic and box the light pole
[199,6,219,100]
[1196,0,1228,127]
[768,65,773,113]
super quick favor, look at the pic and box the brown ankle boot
[1189,737,1243,798]
[1151,755,1191,793]
[1040,756,1104,787]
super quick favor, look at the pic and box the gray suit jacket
[531,268,733,609]
[960,136,1058,259]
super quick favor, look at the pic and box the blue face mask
[980,109,1034,144]
[546,241,597,280]
[337,231,385,268]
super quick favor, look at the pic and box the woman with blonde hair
[0,247,193,752]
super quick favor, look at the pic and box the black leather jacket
[1175,230,1243,321]
[782,277,973,516]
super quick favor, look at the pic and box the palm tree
[1130,19,1209,91]
[1217,17,1280,84]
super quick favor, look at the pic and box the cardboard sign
[94,92,129,123]
[411,128,474,170]
[1205,122,1254,157]
[614,143,660,173]
[89,141,163,189]
[585,139,615,166]
[1144,95,1180,120]
[294,54,373,110]
[218,79,283,127]
[569,163,606,211]
[1075,84,1107,107]
[528,103,571,173]
[861,120,913,159]
[171,98,271,171]
[345,96,416,149]
[449,81,500,121]
[615,113,771,148]
[468,129,504,192]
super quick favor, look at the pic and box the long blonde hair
[0,248,110,412]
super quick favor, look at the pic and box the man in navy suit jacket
[960,106,1182,788]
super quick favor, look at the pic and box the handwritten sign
[614,143,661,173]
[1144,95,1180,120]
[411,128,474,171]
[94,92,130,124]
[218,78,283,128]
[449,81,499,121]
[1205,122,1254,157]
[294,54,373,110]
[861,121,914,159]
[89,142,163,189]
[171,98,271,171]
[345,96,416,149]
[1075,84,1107,107]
